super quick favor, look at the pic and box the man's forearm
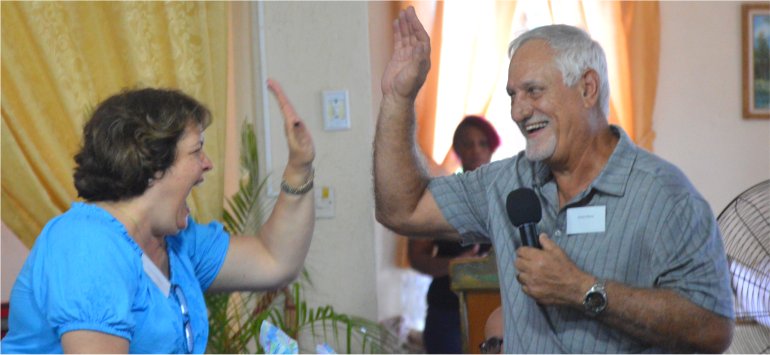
[373,95,431,230]
[517,236,733,353]
[599,281,734,353]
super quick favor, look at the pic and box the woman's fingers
[267,79,300,130]
[266,79,315,166]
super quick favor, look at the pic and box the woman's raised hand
[267,79,315,175]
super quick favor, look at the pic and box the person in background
[2,79,315,353]
[373,7,734,353]
[408,116,500,353]
[480,306,504,354]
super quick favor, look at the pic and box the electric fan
[718,179,770,354]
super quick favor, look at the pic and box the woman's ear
[148,171,164,187]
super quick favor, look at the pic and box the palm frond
[205,122,404,353]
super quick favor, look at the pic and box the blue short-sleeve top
[1,202,230,353]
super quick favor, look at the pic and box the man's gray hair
[508,25,610,119]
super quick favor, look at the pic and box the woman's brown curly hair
[74,88,211,202]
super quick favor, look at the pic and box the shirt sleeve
[35,218,141,341]
[428,161,507,244]
[652,193,736,319]
[178,217,230,291]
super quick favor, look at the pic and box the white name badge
[566,206,606,235]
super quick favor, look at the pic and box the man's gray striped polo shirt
[428,126,734,353]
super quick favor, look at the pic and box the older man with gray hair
[373,6,734,353]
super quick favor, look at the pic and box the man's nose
[511,96,533,123]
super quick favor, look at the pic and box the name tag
[566,206,606,235]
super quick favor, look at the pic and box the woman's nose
[201,152,213,171]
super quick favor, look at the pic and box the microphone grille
[506,188,542,227]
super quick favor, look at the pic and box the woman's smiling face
[149,122,213,236]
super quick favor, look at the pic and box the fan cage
[717,180,770,327]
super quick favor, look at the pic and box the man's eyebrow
[507,80,540,95]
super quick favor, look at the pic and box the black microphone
[506,188,542,249]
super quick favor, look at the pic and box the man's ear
[580,69,600,108]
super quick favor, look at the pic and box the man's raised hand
[381,6,431,102]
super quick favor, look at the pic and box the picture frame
[742,3,770,119]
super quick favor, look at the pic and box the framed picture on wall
[742,3,770,119]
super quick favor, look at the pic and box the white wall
[654,1,770,213]
[256,2,378,320]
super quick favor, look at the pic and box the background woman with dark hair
[408,115,500,354]
[2,80,315,353]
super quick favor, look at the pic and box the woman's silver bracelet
[280,168,314,195]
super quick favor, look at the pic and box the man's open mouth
[525,121,548,135]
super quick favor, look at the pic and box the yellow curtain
[1,2,228,248]
[424,0,660,171]
[551,1,660,150]
[432,1,520,173]
[392,1,445,160]
[392,0,660,265]
[390,1,445,268]
[613,1,659,151]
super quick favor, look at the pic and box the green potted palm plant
[204,123,406,354]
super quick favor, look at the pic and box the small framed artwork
[742,3,770,119]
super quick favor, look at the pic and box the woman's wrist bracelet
[280,167,314,195]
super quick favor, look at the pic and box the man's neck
[550,127,619,208]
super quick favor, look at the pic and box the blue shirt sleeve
[34,215,142,341]
[174,217,230,291]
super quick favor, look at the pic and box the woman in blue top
[2,79,316,353]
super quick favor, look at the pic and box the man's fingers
[398,9,410,41]
[405,6,429,43]
[392,18,402,48]
[539,233,552,248]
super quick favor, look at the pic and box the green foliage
[205,121,275,353]
[204,122,403,353]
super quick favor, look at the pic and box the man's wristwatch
[583,279,607,316]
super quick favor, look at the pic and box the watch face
[586,292,604,309]
[583,281,607,316]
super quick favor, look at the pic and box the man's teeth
[525,122,548,133]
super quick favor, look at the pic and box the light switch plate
[315,185,334,219]
[322,90,350,131]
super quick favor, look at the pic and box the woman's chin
[176,211,189,231]
[176,201,191,230]
[176,217,188,231]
